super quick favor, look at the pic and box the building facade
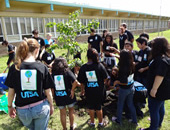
[0,0,169,43]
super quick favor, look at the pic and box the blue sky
[51,0,170,17]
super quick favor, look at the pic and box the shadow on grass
[0,116,26,130]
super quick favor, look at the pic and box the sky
[51,0,170,17]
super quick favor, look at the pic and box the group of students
[3,24,170,130]
[87,24,170,130]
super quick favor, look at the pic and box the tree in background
[46,10,99,61]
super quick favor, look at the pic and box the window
[144,20,149,29]
[38,18,43,33]
[137,20,143,30]
[33,18,38,30]
[26,18,31,33]
[154,20,158,29]
[129,20,136,30]
[45,18,55,33]
[149,21,154,29]
[12,17,19,34]
[109,19,114,32]
[20,17,26,34]
[5,17,12,35]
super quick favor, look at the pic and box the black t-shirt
[119,34,127,50]
[52,70,76,106]
[132,50,139,62]
[147,56,170,100]
[8,44,15,56]
[41,51,55,65]
[118,69,134,89]
[32,36,45,48]
[5,62,54,107]
[135,47,151,77]
[88,34,102,53]
[125,30,134,42]
[78,63,108,104]
[103,42,118,57]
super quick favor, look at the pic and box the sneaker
[87,120,95,128]
[97,119,109,129]
[112,116,121,125]
[70,123,77,130]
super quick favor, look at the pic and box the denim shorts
[16,100,50,130]
[58,102,76,109]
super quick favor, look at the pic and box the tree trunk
[66,48,70,62]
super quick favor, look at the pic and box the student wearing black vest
[119,26,128,50]
[140,37,170,130]
[135,37,151,86]
[5,39,54,130]
[121,23,134,43]
[51,57,80,130]
[41,45,55,68]
[103,34,119,69]
[32,29,45,60]
[88,28,103,60]
[78,48,108,128]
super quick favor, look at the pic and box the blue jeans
[148,97,165,130]
[17,100,50,130]
[117,86,137,124]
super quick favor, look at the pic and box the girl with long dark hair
[112,50,137,125]
[140,37,170,130]
[103,34,119,68]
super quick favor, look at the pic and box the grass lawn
[0,30,170,130]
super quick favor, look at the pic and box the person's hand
[8,107,16,118]
[113,80,120,87]
[110,53,115,57]
[50,105,54,116]
[138,68,145,73]
[150,88,157,98]
[110,47,116,51]
[81,90,85,96]
[70,90,74,99]
[100,53,103,58]
[48,65,52,68]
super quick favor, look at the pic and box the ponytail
[87,48,99,64]
[15,38,39,70]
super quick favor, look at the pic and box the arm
[45,88,54,115]
[113,80,128,87]
[100,41,103,54]
[39,48,45,60]
[8,50,15,54]
[8,88,16,118]
[70,80,81,99]
[80,84,85,96]
[138,66,149,73]
[88,43,91,49]
[150,76,164,97]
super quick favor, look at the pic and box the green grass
[0,30,170,130]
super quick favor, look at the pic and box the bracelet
[8,105,12,108]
